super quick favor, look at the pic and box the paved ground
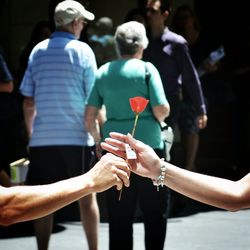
[1,205,250,250]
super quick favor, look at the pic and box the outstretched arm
[0,153,130,226]
[101,132,250,212]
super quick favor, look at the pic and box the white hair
[114,21,148,55]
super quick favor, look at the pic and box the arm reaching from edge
[0,153,130,226]
[101,132,250,212]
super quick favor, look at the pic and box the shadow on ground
[168,190,221,219]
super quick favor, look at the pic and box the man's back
[20,31,97,147]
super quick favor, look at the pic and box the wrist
[152,158,163,179]
[80,174,95,194]
[152,159,167,191]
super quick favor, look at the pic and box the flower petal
[129,96,149,113]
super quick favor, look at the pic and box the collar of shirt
[50,31,77,40]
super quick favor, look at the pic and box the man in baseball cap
[20,0,98,249]
[54,0,95,27]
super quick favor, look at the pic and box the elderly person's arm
[152,104,170,122]
[23,97,36,138]
[85,105,104,159]
[146,62,170,122]
[85,105,102,144]
[0,153,130,226]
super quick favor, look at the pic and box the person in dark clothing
[0,49,17,187]
[142,0,207,137]
[141,0,208,219]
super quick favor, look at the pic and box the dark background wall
[0,0,193,71]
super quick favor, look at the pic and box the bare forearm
[90,119,102,143]
[0,175,93,226]
[164,163,247,211]
[23,98,36,137]
[0,152,130,226]
[152,104,170,122]
[85,106,101,143]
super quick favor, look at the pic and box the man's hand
[86,153,130,192]
[196,114,208,129]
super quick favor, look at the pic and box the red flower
[129,96,149,113]
[119,96,149,200]
[129,96,149,137]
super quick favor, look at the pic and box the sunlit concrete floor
[1,208,250,250]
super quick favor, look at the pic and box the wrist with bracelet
[152,159,167,191]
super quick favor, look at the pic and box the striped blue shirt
[20,32,97,147]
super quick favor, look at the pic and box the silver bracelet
[152,161,167,191]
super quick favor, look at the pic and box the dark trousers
[27,145,95,185]
[106,149,169,250]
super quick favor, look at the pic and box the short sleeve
[87,76,103,109]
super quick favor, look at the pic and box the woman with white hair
[85,21,170,250]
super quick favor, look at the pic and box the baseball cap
[54,0,95,27]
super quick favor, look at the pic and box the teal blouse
[87,58,168,149]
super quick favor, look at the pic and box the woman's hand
[101,132,161,180]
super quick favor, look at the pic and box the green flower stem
[119,112,140,201]
[131,113,140,137]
